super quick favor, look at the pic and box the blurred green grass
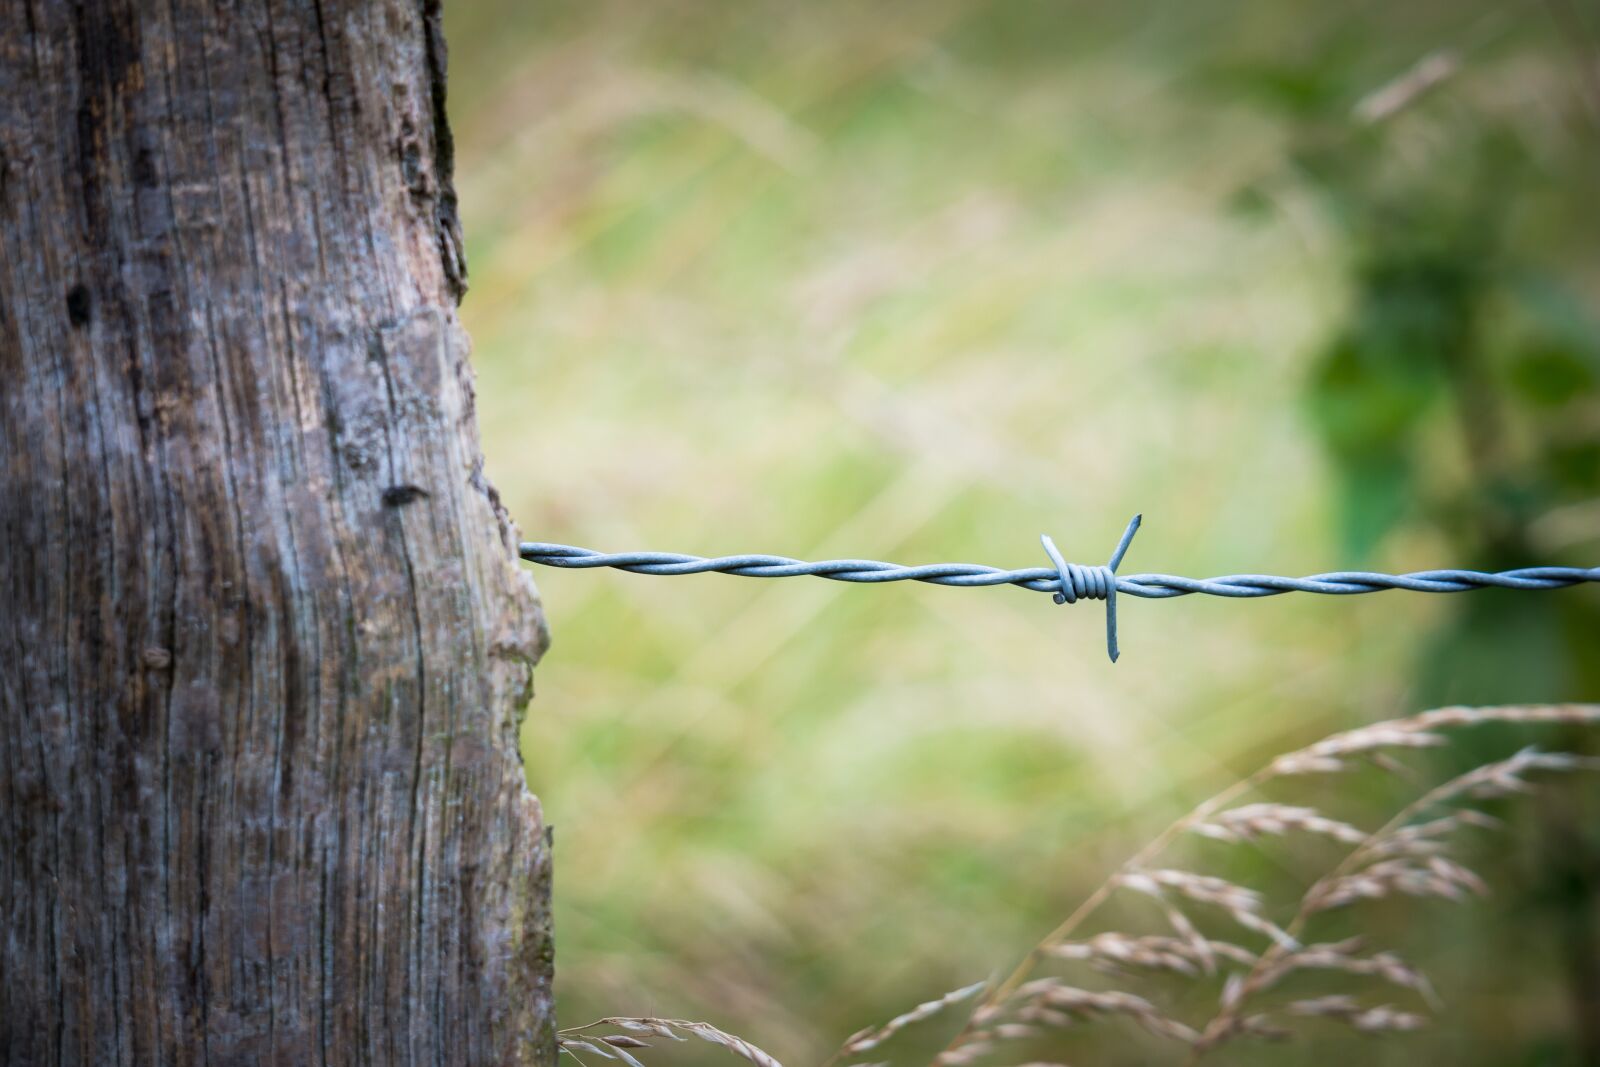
[445,3,1600,1063]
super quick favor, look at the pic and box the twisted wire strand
[518,519,1599,662]
[517,547,1598,599]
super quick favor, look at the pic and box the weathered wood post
[0,2,554,1062]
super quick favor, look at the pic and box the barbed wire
[519,515,1599,662]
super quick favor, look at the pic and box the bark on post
[0,2,554,1063]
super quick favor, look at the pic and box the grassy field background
[444,3,1600,1063]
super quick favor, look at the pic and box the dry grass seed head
[1287,996,1429,1033]
[1118,869,1298,949]
[1049,932,1257,978]
[839,981,987,1055]
[1269,705,1600,778]
[1363,811,1500,861]
[1270,728,1448,777]
[1307,854,1489,912]
[561,1019,780,1067]
[1191,804,1367,845]
[1011,980,1200,1044]
[1254,938,1438,1006]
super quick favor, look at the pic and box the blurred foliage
[1239,53,1600,567]
[1243,23,1600,1066]
[444,2,1600,1064]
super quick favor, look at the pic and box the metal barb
[1039,515,1141,663]
[518,518,1600,663]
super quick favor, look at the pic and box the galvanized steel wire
[519,514,1600,662]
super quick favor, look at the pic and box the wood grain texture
[0,2,554,1063]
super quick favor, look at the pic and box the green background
[446,2,1600,1063]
